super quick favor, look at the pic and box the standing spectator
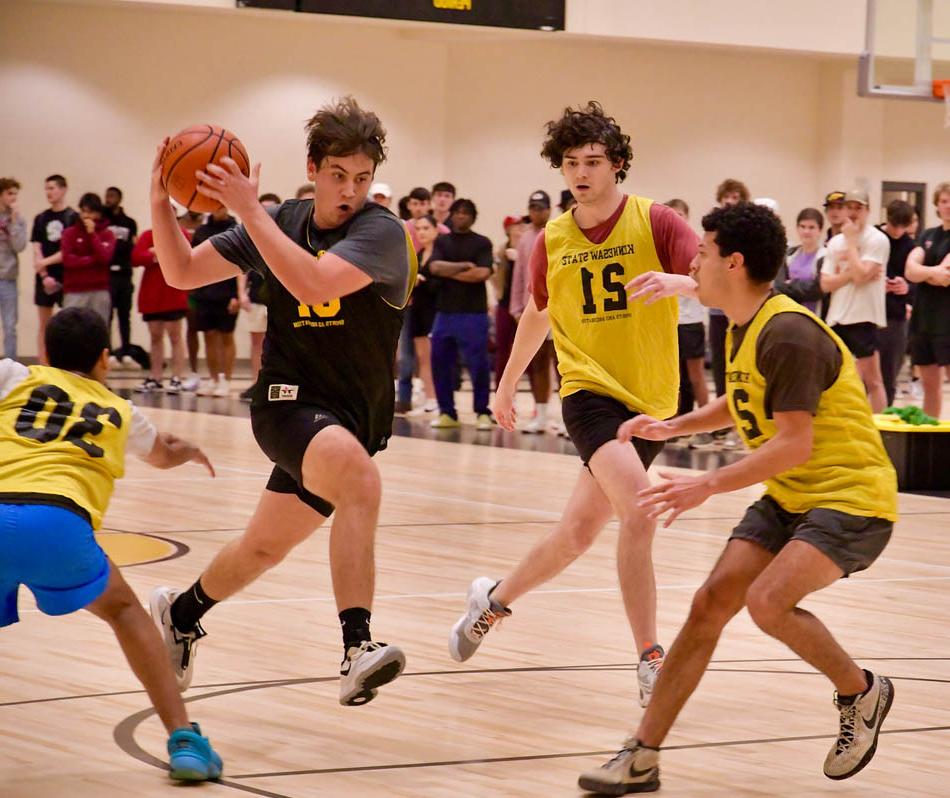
[238,193,280,401]
[131,225,190,393]
[906,181,950,418]
[31,174,77,362]
[60,192,115,324]
[369,182,392,209]
[492,214,524,389]
[406,215,441,413]
[427,198,493,429]
[0,178,27,359]
[295,184,315,201]
[775,207,826,313]
[510,190,555,433]
[708,179,750,448]
[103,186,137,367]
[558,188,577,213]
[823,190,847,241]
[176,207,204,391]
[875,199,915,406]
[665,200,709,441]
[430,181,456,229]
[396,195,411,220]
[820,189,889,412]
[190,207,239,397]
[715,178,750,208]
[404,188,449,260]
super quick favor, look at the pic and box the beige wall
[2,0,949,360]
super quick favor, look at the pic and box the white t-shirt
[821,226,889,328]
[677,294,705,325]
[0,360,157,458]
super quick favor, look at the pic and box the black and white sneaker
[824,672,894,780]
[339,641,406,706]
[149,586,206,692]
[578,737,660,794]
[134,378,163,394]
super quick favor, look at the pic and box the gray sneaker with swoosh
[823,671,894,780]
[577,738,660,795]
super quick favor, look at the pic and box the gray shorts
[63,290,111,326]
[730,495,892,576]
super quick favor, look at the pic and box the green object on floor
[882,406,940,426]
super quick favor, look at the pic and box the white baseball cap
[370,182,392,198]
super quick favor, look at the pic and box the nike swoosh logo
[628,765,657,779]
[862,700,880,729]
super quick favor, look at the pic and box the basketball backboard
[859,0,950,102]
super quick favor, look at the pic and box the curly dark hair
[305,96,387,169]
[540,101,632,183]
[715,178,750,204]
[701,202,787,285]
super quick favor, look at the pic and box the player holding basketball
[578,203,896,794]
[147,97,417,707]
[448,102,698,707]
[0,307,221,781]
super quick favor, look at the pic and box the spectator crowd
[1,172,948,429]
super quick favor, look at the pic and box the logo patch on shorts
[268,384,299,401]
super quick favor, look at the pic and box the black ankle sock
[339,607,371,651]
[171,580,218,632]
[838,670,875,704]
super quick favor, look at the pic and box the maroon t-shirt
[530,196,697,310]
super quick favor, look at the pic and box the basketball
[160,124,250,213]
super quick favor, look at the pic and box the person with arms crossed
[148,97,417,707]
[579,202,896,794]
[819,190,889,412]
[449,102,697,707]
[905,181,950,419]
[0,307,221,781]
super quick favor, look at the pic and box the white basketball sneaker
[149,586,205,692]
[577,737,661,794]
[824,671,894,780]
[448,576,510,662]
[637,644,665,708]
[339,641,406,706]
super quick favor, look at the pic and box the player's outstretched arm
[141,432,215,476]
[626,271,698,304]
[149,141,241,290]
[492,296,550,430]
[616,395,733,443]
[638,410,813,528]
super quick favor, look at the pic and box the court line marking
[13,658,949,710]
[106,665,950,796]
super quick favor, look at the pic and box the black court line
[9,656,950,710]
[108,661,950,797]
[229,724,950,780]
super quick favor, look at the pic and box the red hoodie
[131,228,190,314]
[60,218,116,293]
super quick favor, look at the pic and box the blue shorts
[0,503,110,627]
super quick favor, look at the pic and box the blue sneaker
[167,723,223,781]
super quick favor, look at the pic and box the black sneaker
[239,387,253,403]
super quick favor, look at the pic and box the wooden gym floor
[2,387,949,797]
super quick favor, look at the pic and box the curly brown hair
[540,102,632,183]
[305,96,387,169]
[0,177,21,193]
[715,178,750,204]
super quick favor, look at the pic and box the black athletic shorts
[34,273,63,308]
[910,332,950,367]
[678,322,706,361]
[730,495,892,576]
[832,322,878,359]
[195,301,238,333]
[143,309,186,322]
[561,389,665,468]
[250,401,340,517]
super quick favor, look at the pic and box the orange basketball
[160,124,250,213]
